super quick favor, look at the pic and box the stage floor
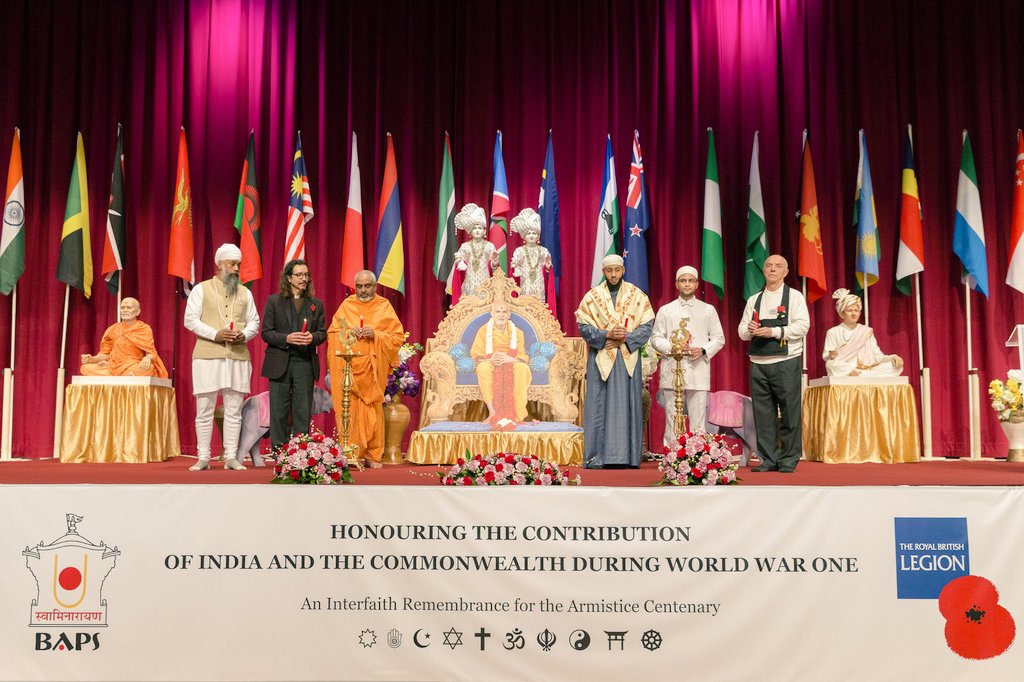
[2,456,1023,487]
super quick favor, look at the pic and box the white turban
[510,208,541,237]
[214,243,242,263]
[454,203,487,233]
[832,288,861,316]
[675,266,699,280]
[601,254,624,268]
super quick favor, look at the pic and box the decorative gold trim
[419,272,585,425]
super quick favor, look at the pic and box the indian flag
[0,128,25,296]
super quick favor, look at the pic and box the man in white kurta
[650,266,725,445]
[184,243,261,471]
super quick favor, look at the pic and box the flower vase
[1000,411,1024,463]
[382,395,410,465]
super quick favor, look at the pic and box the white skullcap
[214,243,242,263]
[676,266,699,280]
[832,288,861,315]
[602,254,624,268]
[454,203,487,233]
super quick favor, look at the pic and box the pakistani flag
[743,131,768,299]
[701,128,724,298]
[57,132,92,297]
[591,135,619,287]
[0,128,25,295]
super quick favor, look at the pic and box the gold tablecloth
[60,384,181,463]
[802,383,920,463]
[406,430,583,466]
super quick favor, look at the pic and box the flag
[797,133,827,302]
[284,131,314,264]
[1006,130,1024,294]
[854,129,880,290]
[952,130,989,297]
[701,128,724,298]
[56,132,92,297]
[0,128,25,296]
[895,125,925,295]
[234,131,262,284]
[340,131,363,289]
[101,124,127,295]
[433,132,456,293]
[489,130,510,272]
[167,127,195,290]
[373,132,404,293]
[538,130,562,291]
[743,131,768,299]
[623,129,650,292]
[591,135,619,287]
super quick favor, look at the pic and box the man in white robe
[650,266,725,444]
[576,255,655,468]
[823,288,904,377]
[184,243,261,471]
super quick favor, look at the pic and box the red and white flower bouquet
[654,431,740,486]
[272,431,355,484]
[439,451,581,486]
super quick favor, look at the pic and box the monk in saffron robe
[80,297,168,378]
[327,270,404,467]
[471,301,532,426]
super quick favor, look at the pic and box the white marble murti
[71,376,172,388]
[808,376,908,388]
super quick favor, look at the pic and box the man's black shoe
[750,465,778,472]
[778,467,796,473]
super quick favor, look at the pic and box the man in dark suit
[261,259,327,450]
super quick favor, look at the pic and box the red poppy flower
[777,305,786,314]
[939,575,1016,659]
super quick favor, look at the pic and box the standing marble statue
[452,203,497,305]
[509,208,555,314]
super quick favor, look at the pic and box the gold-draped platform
[406,430,583,466]
[802,379,920,464]
[60,378,181,464]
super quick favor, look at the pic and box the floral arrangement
[271,432,354,484]
[640,342,660,380]
[988,370,1024,421]
[438,451,581,486]
[385,337,424,404]
[653,431,740,486]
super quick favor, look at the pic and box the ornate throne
[407,272,586,465]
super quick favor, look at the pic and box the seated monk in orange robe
[80,298,168,378]
[471,301,532,426]
[327,270,404,467]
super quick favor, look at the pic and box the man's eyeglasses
[290,272,310,279]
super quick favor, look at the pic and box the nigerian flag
[743,131,768,299]
[701,128,724,298]
[56,132,92,297]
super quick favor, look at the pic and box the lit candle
[359,316,364,328]
[229,321,234,331]
[301,318,308,333]
[752,310,759,325]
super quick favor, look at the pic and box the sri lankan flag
[57,132,92,297]
[233,131,263,284]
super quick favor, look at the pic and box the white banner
[1,485,1021,681]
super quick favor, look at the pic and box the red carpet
[2,457,1023,486]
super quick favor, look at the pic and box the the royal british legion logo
[893,517,969,599]
[23,514,120,627]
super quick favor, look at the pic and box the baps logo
[23,514,120,652]
[35,632,101,652]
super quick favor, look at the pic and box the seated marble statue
[452,203,497,305]
[509,208,555,312]
[823,289,903,377]
[80,297,169,378]
[471,300,532,426]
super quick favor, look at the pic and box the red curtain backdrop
[0,0,1021,459]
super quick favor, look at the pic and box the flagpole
[964,281,983,460]
[171,283,181,386]
[800,278,808,393]
[1,285,16,459]
[914,272,933,459]
[53,285,70,458]
[863,283,869,327]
